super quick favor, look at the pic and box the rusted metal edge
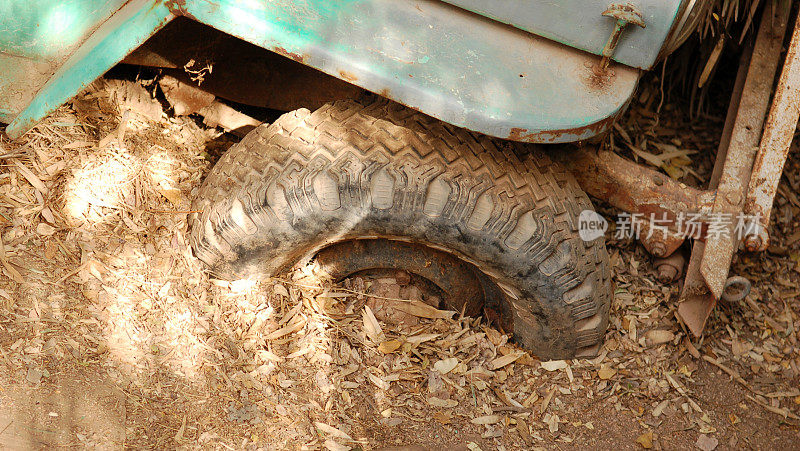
[509,114,624,144]
[743,7,800,251]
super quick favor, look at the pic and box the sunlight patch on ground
[62,147,137,225]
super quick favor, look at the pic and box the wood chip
[314,422,352,441]
[428,397,458,408]
[405,333,439,345]
[377,339,402,354]
[598,365,617,380]
[540,386,556,414]
[540,360,568,372]
[636,431,653,449]
[362,305,384,343]
[471,415,501,425]
[644,329,674,346]
[36,223,56,236]
[263,317,306,340]
[390,300,455,319]
[13,160,48,194]
[695,434,719,451]
[489,352,523,370]
[433,357,458,375]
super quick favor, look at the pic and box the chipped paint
[338,70,358,83]
[508,114,619,143]
[271,46,309,64]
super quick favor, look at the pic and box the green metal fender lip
[4,0,641,143]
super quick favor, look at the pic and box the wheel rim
[314,238,496,318]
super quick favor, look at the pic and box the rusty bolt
[656,264,678,283]
[598,3,646,72]
[744,234,763,252]
[654,251,685,283]
[651,242,667,257]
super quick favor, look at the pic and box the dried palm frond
[661,0,771,118]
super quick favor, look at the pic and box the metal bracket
[697,1,790,301]
[678,1,794,336]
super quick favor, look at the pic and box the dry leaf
[695,434,718,451]
[324,439,350,451]
[540,386,556,414]
[378,339,402,354]
[428,397,458,408]
[158,185,182,205]
[367,373,390,390]
[598,365,617,380]
[391,300,455,319]
[362,306,384,343]
[40,207,55,223]
[543,413,559,433]
[490,352,523,370]
[174,414,187,443]
[314,422,352,441]
[405,333,439,345]
[13,160,48,194]
[652,399,669,417]
[36,223,56,236]
[272,283,290,298]
[636,431,653,449]
[540,360,568,372]
[433,357,458,374]
[471,415,500,425]
[263,317,306,340]
[645,329,675,346]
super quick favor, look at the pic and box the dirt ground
[0,71,799,450]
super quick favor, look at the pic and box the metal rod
[678,1,793,336]
[698,0,791,300]
[677,41,753,338]
[743,7,800,251]
[557,146,715,222]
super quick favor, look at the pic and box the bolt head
[651,243,667,257]
[744,234,763,252]
[656,264,678,283]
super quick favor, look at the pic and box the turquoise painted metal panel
[0,1,128,59]
[440,0,686,70]
[0,0,128,122]
[5,0,175,138]
[1,0,663,142]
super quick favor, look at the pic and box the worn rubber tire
[189,98,611,359]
